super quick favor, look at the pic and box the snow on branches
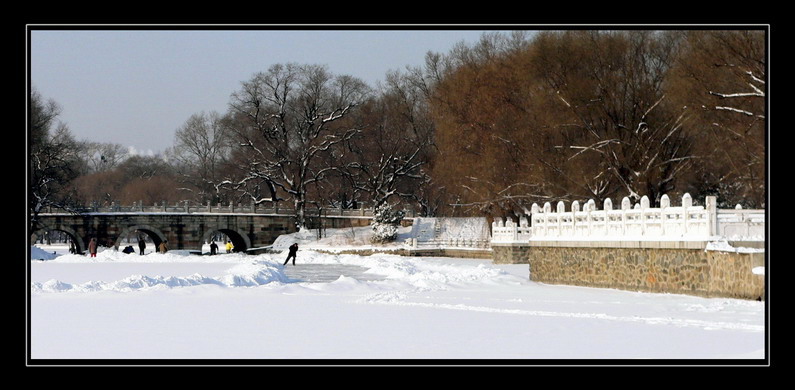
[370,202,405,243]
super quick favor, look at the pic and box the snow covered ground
[28,226,767,364]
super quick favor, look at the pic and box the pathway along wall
[492,243,765,300]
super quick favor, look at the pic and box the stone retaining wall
[492,243,764,300]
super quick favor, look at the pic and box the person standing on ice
[283,243,298,266]
[88,238,97,258]
[225,241,233,253]
[210,241,218,255]
[159,240,168,254]
[138,237,146,255]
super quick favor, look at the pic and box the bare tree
[222,63,370,228]
[427,33,548,217]
[79,141,129,174]
[340,70,435,211]
[69,154,180,206]
[531,31,694,205]
[427,30,702,220]
[669,30,766,208]
[29,88,83,231]
[170,111,231,203]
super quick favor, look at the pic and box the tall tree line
[426,30,766,219]
[30,29,766,229]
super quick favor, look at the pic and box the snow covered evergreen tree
[370,202,405,243]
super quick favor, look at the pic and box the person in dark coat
[138,238,146,255]
[210,241,218,255]
[283,243,298,266]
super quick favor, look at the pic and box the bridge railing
[716,208,765,240]
[491,194,765,243]
[40,201,374,217]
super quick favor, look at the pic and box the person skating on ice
[284,243,298,266]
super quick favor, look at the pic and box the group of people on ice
[84,237,169,257]
[80,236,301,265]
[208,240,235,255]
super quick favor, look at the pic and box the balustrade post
[621,197,631,235]
[660,195,669,236]
[603,198,612,236]
[706,195,717,236]
[508,218,518,242]
[640,195,649,236]
[543,202,551,236]
[682,193,692,234]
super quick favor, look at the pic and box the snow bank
[31,248,520,296]
[705,240,765,253]
[31,258,292,293]
[345,253,511,290]
[271,226,412,252]
[31,246,58,260]
[31,244,247,263]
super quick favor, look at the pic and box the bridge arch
[114,225,168,252]
[202,227,252,253]
[30,225,85,254]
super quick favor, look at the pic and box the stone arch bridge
[31,210,373,254]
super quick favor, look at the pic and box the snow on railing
[408,217,492,249]
[408,238,492,249]
[716,206,766,241]
[491,194,765,243]
[491,215,533,243]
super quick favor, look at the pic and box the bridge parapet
[39,201,375,217]
[491,194,765,246]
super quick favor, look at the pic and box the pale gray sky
[30,28,512,155]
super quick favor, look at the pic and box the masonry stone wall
[492,244,764,300]
[311,216,373,229]
[491,244,533,264]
